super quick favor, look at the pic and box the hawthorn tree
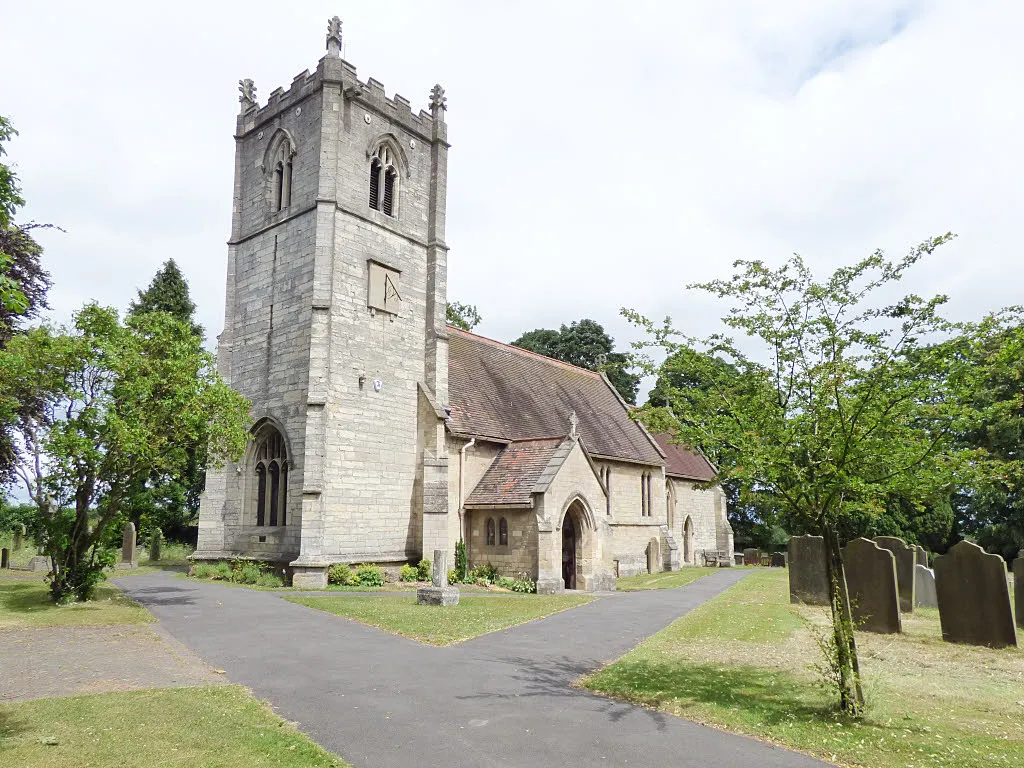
[626,236,1001,714]
[0,304,250,603]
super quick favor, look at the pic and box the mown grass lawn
[585,568,1023,768]
[0,685,348,767]
[615,566,718,591]
[286,593,594,645]
[0,576,153,629]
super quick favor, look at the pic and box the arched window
[499,517,508,546]
[251,423,288,527]
[486,517,495,546]
[640,472,654,517]
[605,466,612,515]
[270,142,293,212]
[368,145,398,216]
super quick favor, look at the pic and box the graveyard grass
[585,569,1023,768]
[0,685,349,767]
[0,576,153,629]
[286,593,595,645]
[615,566,718,591]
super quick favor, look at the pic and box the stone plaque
[873,536,916,612]
[843,538,902,634]
[914,564,938,609]
[934,540,1017,648]
[788,535,829,605]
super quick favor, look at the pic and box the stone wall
[466,509,537,578]
[669,478,727,564]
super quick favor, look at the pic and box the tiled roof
[652,433,716,481]
[447,327,664,465]
[464,438,567,507]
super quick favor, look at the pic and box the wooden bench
[701,550,732,567]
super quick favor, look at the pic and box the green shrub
[328,563,354,586]
[238,563,263,584]
[399,564,419,582]
[496,574,536,593]
[214,562,233,580]
[447,569,458,585]
[354,563,384,587]
[255,572,283,588]
[473,562,499,584]
[191,563,215,579]
[455,539,468,582]
[417,558,432,581]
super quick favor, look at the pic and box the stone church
[194,18,734,590]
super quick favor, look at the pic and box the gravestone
[115,522,138,569]
[646,539,660,574]
[788,535,829,605]
[914,564,938,609]
[771,553,786,568]
[417,548,459,606]
[26,555,49,571]
[842,538,902,634]
[12,523,25,551]
[1,547,8,569]
[915,545,928,568]
[873,536,916,613]
[934,540,1017,648]
[149,528,163,563]
[1013,553,1023,631]
[743,548,760,566]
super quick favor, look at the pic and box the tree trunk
[821,523,865,715]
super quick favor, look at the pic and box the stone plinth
[843,538,902,634]
[934,540,1017,648]
[873,536,915,613]
[914,564,938,609]
[788,535,829,605]
[292,565,329,589]
[416,585,460,606]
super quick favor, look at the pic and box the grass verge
[0,576,153,629]
[615,566,719,591]
[286,593,594,645]
[0,685,348,767]
[585,569,1023,768]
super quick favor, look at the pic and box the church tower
[195,18,451,587]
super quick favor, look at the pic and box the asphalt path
[118,569,829,768]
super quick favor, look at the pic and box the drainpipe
[458,438,476,542]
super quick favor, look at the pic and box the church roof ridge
[446,325,605,379]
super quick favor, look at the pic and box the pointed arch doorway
[562,512,577,590]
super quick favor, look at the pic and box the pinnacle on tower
[326,16,342,57]
[238,78,257,112]
[429,84,447,121]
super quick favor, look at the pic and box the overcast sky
[2,1,1021,381]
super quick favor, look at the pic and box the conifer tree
[129,259,204,339]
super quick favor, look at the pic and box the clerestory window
[368,145,398,216]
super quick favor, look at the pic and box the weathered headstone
[873,536,916,613]
[843,538,902,634]
[914,564,938,609]
[788,535,829,605]
[743,547,760,566]
[115,522,138,569]
[12,523,25,551]
[148,528,163,563]
[915,545,928,568]
[417,548,459,606]
[1013,553,1023,631]
[26,555,49,572]
[1,547,8,569]
[934,540,1017,648]
[771,553,786,568]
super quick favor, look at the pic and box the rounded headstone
[843,538,902,634]
[934,540,1017,648]
[788,535,829,605]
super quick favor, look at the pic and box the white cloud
[2,1,1021,385]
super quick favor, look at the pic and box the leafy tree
[0,116,24,230]
[625,236,1003,714]
[129,259,203,339]
[512,318,641,404]
[446,301,482,332]
[124,261,208,539]
[0,304,250,603]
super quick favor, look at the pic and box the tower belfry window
[369,145,398,217]
[270,142,293,212]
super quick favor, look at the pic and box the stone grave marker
[1,547,8,569]
[12,523,25,551]
[115,522,138,569]
[915,545,928,568]
[914,564,938,609]
[149,528,163,563]
[1013,552,1023,631]
[843,538,902,634]
[26,555,49,571]
[934,540,1017,648]
[417,548,459,606]
[743,548,761,566]
[771,553,786,568]
[873,536,916,612]
[788,535,829,605]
